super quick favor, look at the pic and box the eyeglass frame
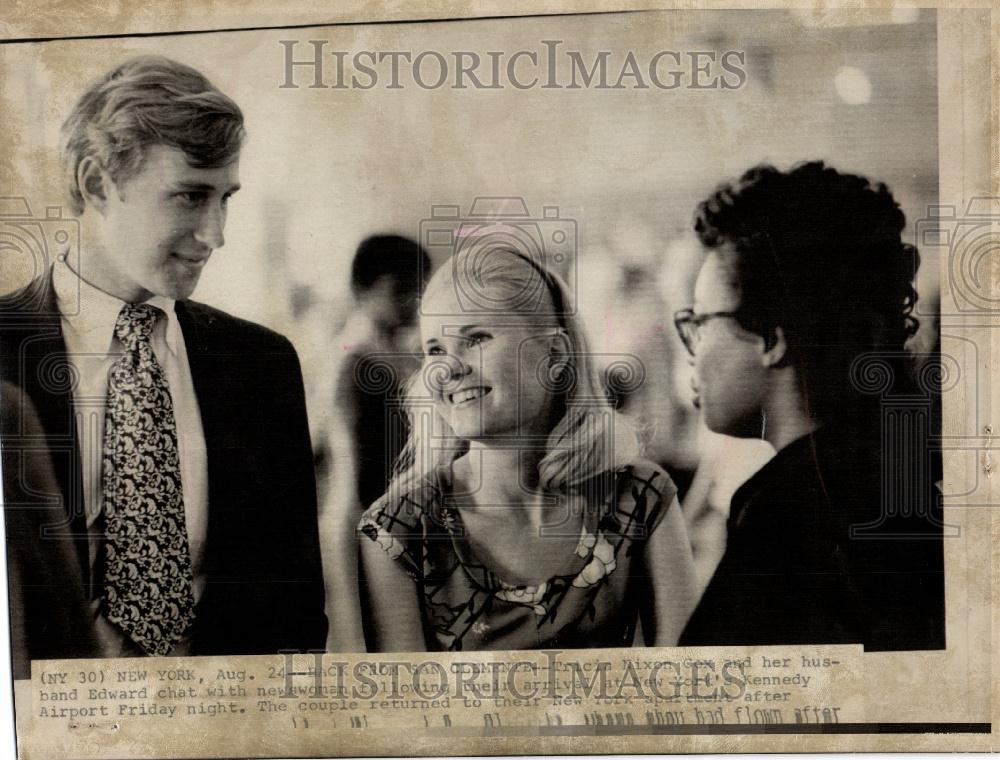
[672,308,743,356]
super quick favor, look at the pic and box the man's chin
[158,274,203,301]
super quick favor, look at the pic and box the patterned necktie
[101,303,196,655]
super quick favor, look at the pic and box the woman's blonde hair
[386,246,639,497]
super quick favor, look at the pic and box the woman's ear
[548,328,571,375]
[77,156,111,215]
[761,326,789,368]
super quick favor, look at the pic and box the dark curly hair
[694,161,921,420]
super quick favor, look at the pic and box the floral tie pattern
[101,303,195,655]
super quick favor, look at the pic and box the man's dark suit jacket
[0,271,327,663]
[2,381,97,678]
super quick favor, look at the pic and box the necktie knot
[114,303,163,354]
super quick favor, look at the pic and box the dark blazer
[2,381,98,678]
[0,272,327,660]
[679,423,945,651]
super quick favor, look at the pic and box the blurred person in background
[358,247,698,651]
[600,256,702,491]
[320,234,431,651]
[676,161,945,650]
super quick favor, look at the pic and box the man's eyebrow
[172,181,241,194]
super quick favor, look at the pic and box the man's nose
[194,203,226,249]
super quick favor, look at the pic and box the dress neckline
[432,465,625,595]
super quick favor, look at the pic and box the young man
[674,161,945,651]
[0,56,326,661]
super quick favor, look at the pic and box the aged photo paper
[0,0,996,757]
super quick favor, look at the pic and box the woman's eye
[467,332,492,346]
[426,346,445,357]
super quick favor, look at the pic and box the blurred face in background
[689,251,769,438]
[359,274,418,333]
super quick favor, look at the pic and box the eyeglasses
[673,308,741,356]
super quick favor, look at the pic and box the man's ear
[761,326,789,368]
[76,156,112,214]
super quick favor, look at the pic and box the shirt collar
[53,257,181,357]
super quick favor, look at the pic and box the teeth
[451,388,485,404]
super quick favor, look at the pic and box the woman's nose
[424,353,469,395]
[449,353,472,379]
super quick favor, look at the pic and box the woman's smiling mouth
[449,386,491,405]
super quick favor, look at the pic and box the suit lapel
[173,301,229,577]
[173,301,218,447]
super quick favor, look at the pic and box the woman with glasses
[358,247,698,651]
[674,161,944,651]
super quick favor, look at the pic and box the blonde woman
[359,247,697,651]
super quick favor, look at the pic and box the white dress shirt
[53,258,208,656]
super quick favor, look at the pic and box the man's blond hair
[61,55,245,215]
